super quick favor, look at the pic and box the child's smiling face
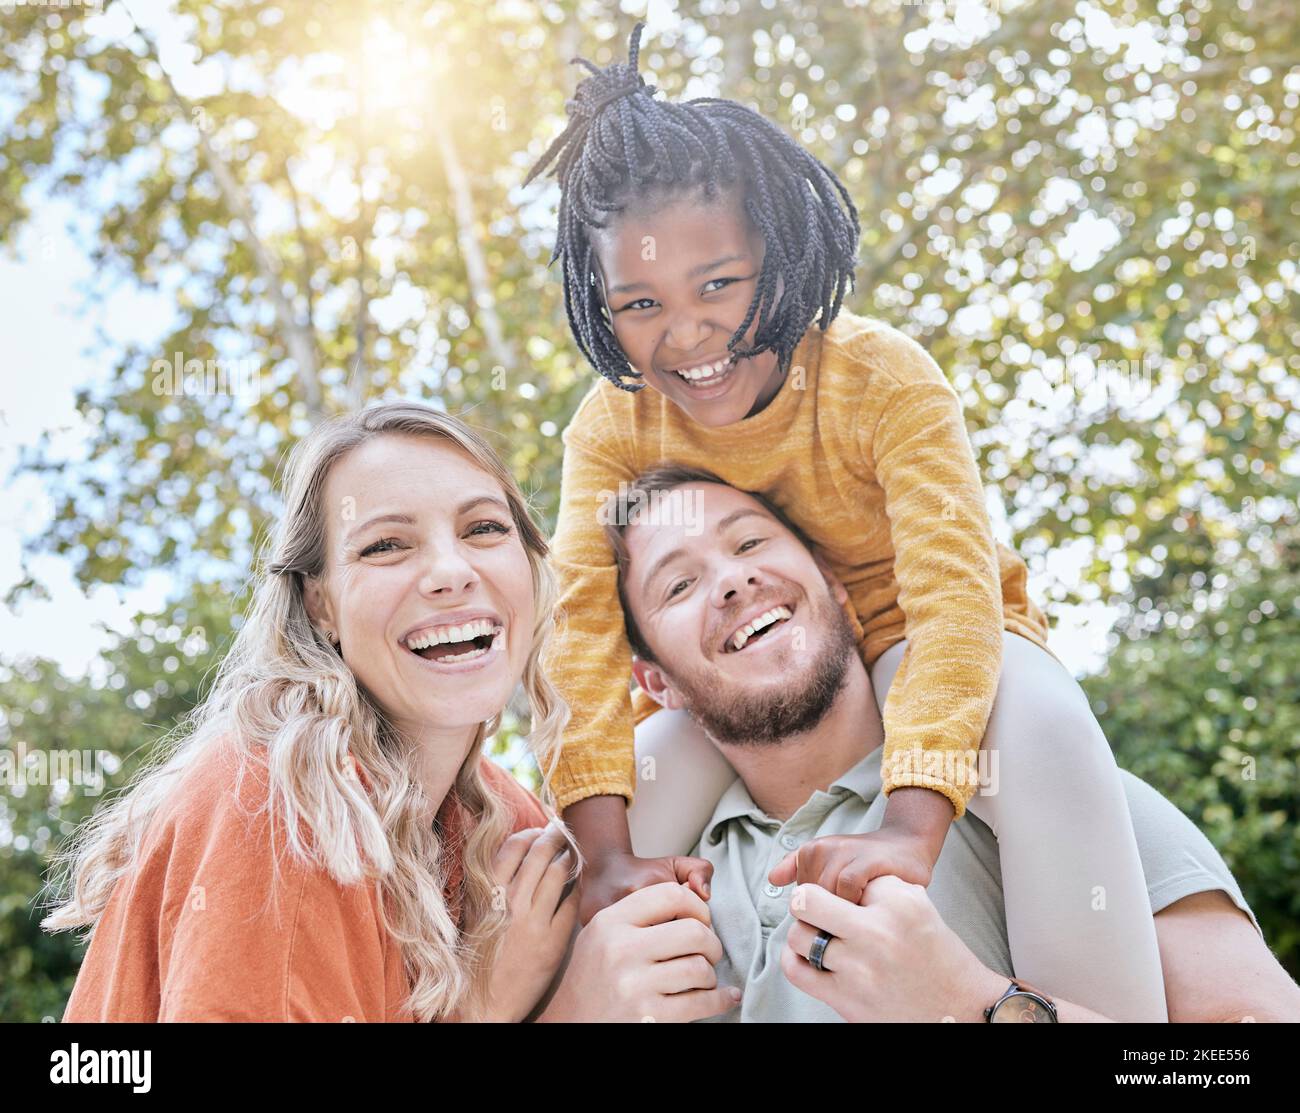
[591,189,786,427]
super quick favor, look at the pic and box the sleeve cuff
[552,778,636,814]
[882,771,975,821]
[1148,872,1264,939]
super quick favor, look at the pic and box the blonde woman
[46,402,585,1022]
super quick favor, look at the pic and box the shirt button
[763,883,784,898]
[780,834,799,851]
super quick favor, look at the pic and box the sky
[0,0,1129,685]
[1,199,176,678]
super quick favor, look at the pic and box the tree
[1084,516,1300,977]
[3,1,1294,612]
[2,0,1296,1017]
[0,584,233,1020]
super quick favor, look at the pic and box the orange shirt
[63,736,547,1022]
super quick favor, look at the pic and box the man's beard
[664,587,858,747]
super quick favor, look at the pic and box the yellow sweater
[542,311,1054,818]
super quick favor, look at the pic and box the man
[594,462,1300,1022]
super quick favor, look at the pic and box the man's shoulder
[1117,770,1261,935]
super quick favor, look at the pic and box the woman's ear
[631,656,685,712]
[303,576,337,642]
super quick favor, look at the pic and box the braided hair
[524,22,860,392]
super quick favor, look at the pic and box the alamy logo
[49,1045,151,1093]
[151,352,264,401]
[596,481,704,536]
[0,742,110,796]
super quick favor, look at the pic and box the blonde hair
[44,401,576,1021]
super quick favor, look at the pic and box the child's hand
[578,848,713,926]
[767,829,936,905]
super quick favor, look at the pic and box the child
[524,24,1167,1020]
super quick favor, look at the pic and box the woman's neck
[402,721,481,813]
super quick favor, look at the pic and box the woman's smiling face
[304,432,535,743]
[592,188,785,428]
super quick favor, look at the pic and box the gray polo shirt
[691,744,1260,1023]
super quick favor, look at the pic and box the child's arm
[868,343,1009,824]
[543,412,712,922]
[566,795,712,924]
[867,361,1007,821]
[774,333,1008,897]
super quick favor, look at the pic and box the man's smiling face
[622,481,858,746]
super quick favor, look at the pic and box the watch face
[990,994,1054,1023]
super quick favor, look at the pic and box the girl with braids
[525,23,1169,1020]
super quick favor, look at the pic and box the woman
[46,401,583,1022]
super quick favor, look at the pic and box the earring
[323,629,339,647]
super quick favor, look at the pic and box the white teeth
[675,357,734,383]
[729,606,792,652]
[405,620,499,651]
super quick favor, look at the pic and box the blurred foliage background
[1,0,1296,1021]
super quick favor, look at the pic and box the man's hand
[579,847,712,926]
[538,882,740,1022]
[781,878,1002,1022]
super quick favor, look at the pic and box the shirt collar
[703,776,774,844]
[829,744,885,805]
[703,745,885,845]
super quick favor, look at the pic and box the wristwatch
[983,977,1058,1023]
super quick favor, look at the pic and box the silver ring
[807,929,833,972]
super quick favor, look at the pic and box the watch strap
[983,977,1059,1022]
